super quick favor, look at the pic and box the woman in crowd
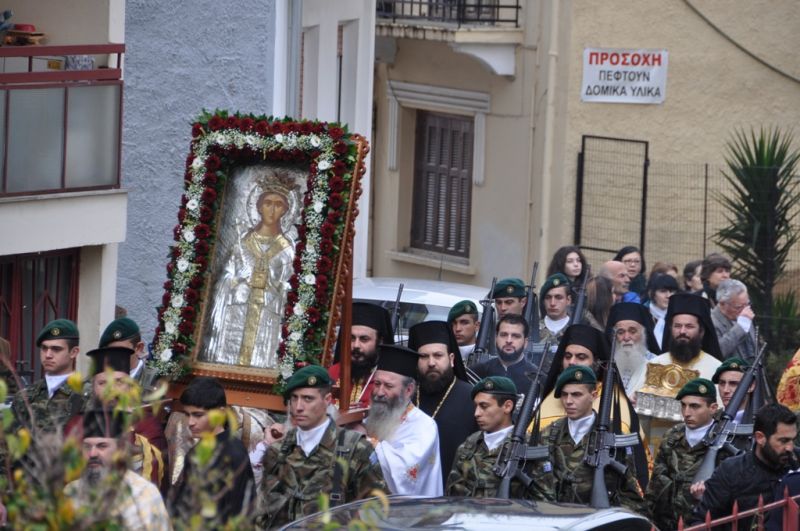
[683,259,704,292]
[547,245,588,286]
[646,273,679,350]
[614,246,647,299]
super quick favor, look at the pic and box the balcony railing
[0,44,124,197]
[377,0,521,27]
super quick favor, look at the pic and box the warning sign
[582,48,668,104]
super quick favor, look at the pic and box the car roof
[281,496,653,530]
[353,277,487,309]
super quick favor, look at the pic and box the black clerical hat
[352,302,394,344]
[606,302,662,354]
[87,346,134,376]
[407,320,467,381]
[661,292,721,359]
[376,345,420,378]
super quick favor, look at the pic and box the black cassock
[417,378,479,486]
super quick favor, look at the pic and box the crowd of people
[2,245,799,530]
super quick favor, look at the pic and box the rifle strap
[330,429,363,506]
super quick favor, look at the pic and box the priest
[408,320,478,485]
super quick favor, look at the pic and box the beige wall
[6,0,113,45]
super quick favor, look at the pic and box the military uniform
[258,419,386,528]
[543,417,645,513]
[446,429,555,500]
[10,378,84,434]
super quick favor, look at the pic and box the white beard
[367,394,407,441]
[615,342,649,395]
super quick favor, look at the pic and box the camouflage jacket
[538,320,567,345]
[446,429,555,501]
[645,423,709,530]
[257,419,386,528]
[542,416,646,515]
[11,378,85,434]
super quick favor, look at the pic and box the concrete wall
[118,0,276,342]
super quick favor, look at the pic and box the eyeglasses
[724,301,750,312]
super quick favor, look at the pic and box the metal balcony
[377,0,521,28]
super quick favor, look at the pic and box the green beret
[99,317,140,348]
[541,273,571,297]
[471,376,517,400]
[554,365,597,398]
[712,357,749,383]
[283,365,333,399]
[36,319,79,346]
[447,300,478,324]
[493,278,526,299]
[676,378,717,401]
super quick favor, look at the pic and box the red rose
[292,255,302,271]
[226,116,240,129]
[167,262,175,274]
[173,225,182,239]
[195,240,210,256]
[204,172,218,186]
[178,208,187,223]
[321,222,335,238]
[307,307,321,324]
[178,320,194,335]
[333,160,346,175]
[162,292,171,307]
[173,343,187,355]
[191,123,204,138]
[208,115,225,131]
[309,163,318,176]
[329,193,343,209]
[199,206,213,223]
[186,154,195,168]
[196,256,208,270]
[181,195,189,207]
[295,242,305,257]
[287,291,299,304]
[240,117,255,132]
[185,288,199,303]
[329,176,345,192]
[300,121,312,134]
[205,154,221,171]
[333,142,348,155]
[281,324,290,338]
[163,280,173,291]
[194,224,211,239]
[329,126,345,139]
[201,187,217,203]
[326,210,341,223]
[289,274,300,290]
[303,193,312,207]
[181,306,196,320]
[297,224,307,239]
[184,171,193,184]
[315,286,327,303]
[305,328,316,340]
[189,275,203,289]
[320,239,334,254]
[317,256,333,273]
[170,246,180,259]
[284,306,294,318]
[255,120,269,135]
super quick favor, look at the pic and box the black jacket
[691,449,800,529]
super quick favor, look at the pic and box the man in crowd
[446,376,554,500]
[696,253,732,306]
[448,300,480,362]
[712,279,758,362]
[366,345,442,496]
[493,278,527,318]
[98,317,158,393]
[409,320,477,486]
[258,366,384,527]
[169,377,255,525]
[65,409,170,530]
[539,273,572,343]
[328,302,393,408]
[11,319,85,433]
[713,357,755,423]
[651,293,722,381]
[473,314,536,393]
[599,260,636,303]
[692,404,800,528]
[542,366,645,512]
[646,378,719,530]
[605,302,660,400]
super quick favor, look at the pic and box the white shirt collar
[544,316,570,334]
[458,344,475,361]
[568,412,596,445]
[45,373,71,398]
[484,425,513,451]
[296,417,331,456]
[130,358,144,379]
[685,420,714,448]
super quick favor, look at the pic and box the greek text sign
[582,48,668,104]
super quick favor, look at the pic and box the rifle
[584,335,641,508]
[390,283,404,342]
[493,348,551,498]
[693,343,767,483]
[568,265,591,328]
[522,262,540,344]
[466,278,497,370]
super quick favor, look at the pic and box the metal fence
[376,0,522,27]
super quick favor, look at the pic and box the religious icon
[199,165,306,369]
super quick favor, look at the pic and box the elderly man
[651,293,722,381]
[712,279,758,362]
[409,321,477,486]
[366,345,442,496]
[605,302,661,399]
[65,409,170,530]
[599,260,638,303]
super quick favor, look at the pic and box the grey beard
[84,466,106,488]
[367,393,407,441]
[615,343,649,375]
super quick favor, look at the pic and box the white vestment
[650,350,722,381]
[374,406,443,496]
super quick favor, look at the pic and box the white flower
[177,259,190,272]
[317,159,331,171]
[191,158,204,171]
[309,135,321,147]
[182,229,196,243]
[245,135,258,146]
[164,321,177,335]
[293,304,305,316]
[171,294,185,308]
[275,133,284,143]
[160,349,173,362]
[303,274,316,285]
[286,135,297,147]
[215,133,227,145]
[281,365,294,379]
[313,201,324,214]
[289,331,302,341]
[186,198,199,211]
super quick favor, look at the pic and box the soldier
[446,376,554,500]
[493,278,527,318]
[538,273,572,344]
[11,319,85,434]
[713,357,754,422]
[258,365,385,528]
[448,300,480,362]
[98,317,158,394]
[542,365,645,513]
[645,378,719,529]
